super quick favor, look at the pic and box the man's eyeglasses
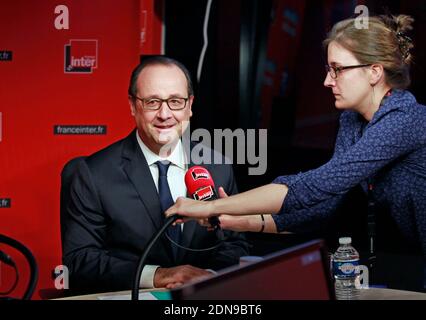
[325,64,372,79]
[132,96,189,111]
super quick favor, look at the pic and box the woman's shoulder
[393,90,425,110]
[398,91,426,120]
[376,90,426,122]
[384,91,426,137]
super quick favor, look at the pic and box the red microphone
[185,166,223,238]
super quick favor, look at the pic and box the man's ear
[188,95,194,118]
[369,64,384,86]
[128,96,136,116]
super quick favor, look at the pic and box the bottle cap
[339,237,352,245]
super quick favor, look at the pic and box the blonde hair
[324,15,414,89]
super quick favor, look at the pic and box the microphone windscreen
[185,166,216,197]
[185,166,223,238]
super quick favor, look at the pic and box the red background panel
[0,0,162,299]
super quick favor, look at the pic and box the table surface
[56,287,426,300]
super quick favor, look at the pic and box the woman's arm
[218,213,279,233]
[166,183,288,220]
[214,184,288,215]
[192,187,282,233]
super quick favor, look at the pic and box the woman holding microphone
[166,14,426,284]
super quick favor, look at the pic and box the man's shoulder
[84,130,135,169]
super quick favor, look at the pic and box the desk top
[55,288,169,300]
[56,287,426,300]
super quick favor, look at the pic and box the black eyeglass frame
[325,64,372,79]
[131,95,190,111]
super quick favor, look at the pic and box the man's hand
[153,265,213,289]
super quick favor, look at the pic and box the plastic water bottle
[332,237,360,300]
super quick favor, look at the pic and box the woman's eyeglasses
[325,64,372,79]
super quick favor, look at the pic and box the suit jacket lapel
[122,131,176,260]
[122,134,214,264]
[121,130,164,230]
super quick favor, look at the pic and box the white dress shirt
[136,131,187,288]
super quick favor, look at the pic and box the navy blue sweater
[272,90,426,256]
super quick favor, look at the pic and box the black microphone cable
[132,215,226,300]
[164,214,226,252]
[164,230,223,252]
[0,251,19,296]
[0,234,38,300]
[132,215,180,300]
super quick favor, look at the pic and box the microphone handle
[205,192,220,229]
[206,193,225,240]
[208,216,221,229]
[208,216,224,241]
[189,186,225,240]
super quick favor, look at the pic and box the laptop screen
[171,239,335,300]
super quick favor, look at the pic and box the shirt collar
[135,131,186,170]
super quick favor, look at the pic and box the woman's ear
[369,64,384,86]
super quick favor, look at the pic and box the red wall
[0,0,162,299]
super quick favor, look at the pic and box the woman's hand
[195,187,250,231]
[217,214,253,232]
[166,184,287,223]
[215,187,251,232]
[165,196,215,223]
[166,184,283,234]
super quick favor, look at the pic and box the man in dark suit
[62,56,249,293]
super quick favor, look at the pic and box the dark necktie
[156,160,182,260]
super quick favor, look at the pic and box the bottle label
[333,259,359,278]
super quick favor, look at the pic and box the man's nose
[157,101,173,119]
